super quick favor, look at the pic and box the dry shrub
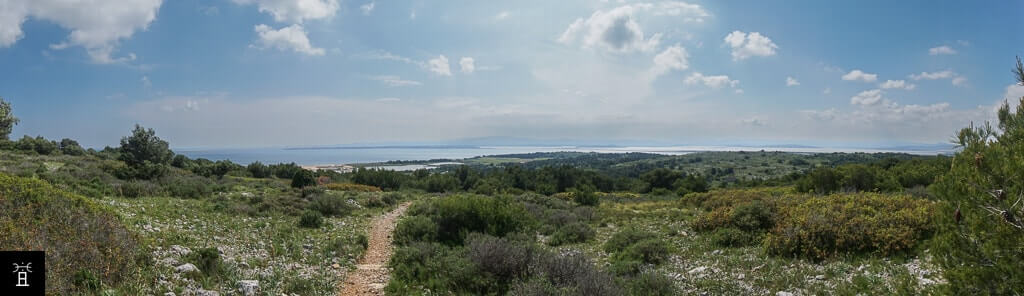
[0,173,142,294]
[764,192,935,259]
[324,183,382,192]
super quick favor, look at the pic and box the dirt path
[339,202,411,296]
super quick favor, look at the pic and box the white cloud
[879,80,916,90]
[850,89,884,106]
[459,57,475,73]
[650,44,689,76]
[232,0,339,23]
[928,45,956,55]
[252,24,325,56]
[360,1,375,15]
[909,70,954,80]
[723,31,778,61]
[141,76,152,88]
[0,0,163,63]
[558,5,661,53]
[842,69,878,82]
[823,87,832,94]
[494,11,510,20]
[741,117,766,126]
[648,1,709,21]
[376,97,401,102]
[908,69,966,86]
[786,76,799,87]
[428,55,452,76]
[370,75,421,87]
[685,72,739,89]
[952,76,968,86]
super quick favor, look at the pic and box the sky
[1,0,1022,149]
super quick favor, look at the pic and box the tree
[59,138,85,156]
[0,97,18,140]
[118,125,173,180]
[930,56,1024,294]
[247,161,271,178]
[641,168,681,192]
[291,169,317,188]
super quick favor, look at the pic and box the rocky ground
[106,194,380,295]
[339,202,411,296]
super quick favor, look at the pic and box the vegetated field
[0,150,406,295]
[384,189,944,295]
[0,148,950,295]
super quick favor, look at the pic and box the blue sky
[1,0,1022,148]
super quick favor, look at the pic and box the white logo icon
[12,262,32,287]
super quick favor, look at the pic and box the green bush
[572,186,600,206]
[729,200,774,231]
[605,228,672,275]
[160,175,212,199]
[308,193,353,217]
[186,247,223,277]
[393,215,438,245]
[115,180,159,198]
[617,238,671,265]
[291,170,317,188]
[604,228,658,253]
[547,222,595,246]
[0,173,142,294]
[298,210,323,228]
[465,233,536,289]
[709,227,755,247]
[72,269,101,293]
[428,194,532,245]
[626,271,678,296]
[763,192,934,259]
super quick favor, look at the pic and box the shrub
[364,195,387,208]
[466,233,536,284]
[604,228,658,253]
[0,173,141,294]
[547,222,595,246]
[298,210,323,228]
[709,227,755,247]
[626,271,678,296]
[429,194,532,245]
[115,180,159,198]
[534,251,623,296]
[72,269,101,293]
[291,170,317,188]
[308,193,353,217]
[381,192,401,205]
[324,183,382,192]
[186,247,223,277]
[572,186,600,207]
[763,192,934,259]
[300,186,325,198]
[394,215,438,245]
[729,200,774,231]
[160,175,212,199]
[387,242,493,295]
[618,238,671,265]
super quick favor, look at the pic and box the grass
[101,193,389,295]
[569,197,947,295]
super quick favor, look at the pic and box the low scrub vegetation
[0,173,144,294]
[688,188,935,259]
